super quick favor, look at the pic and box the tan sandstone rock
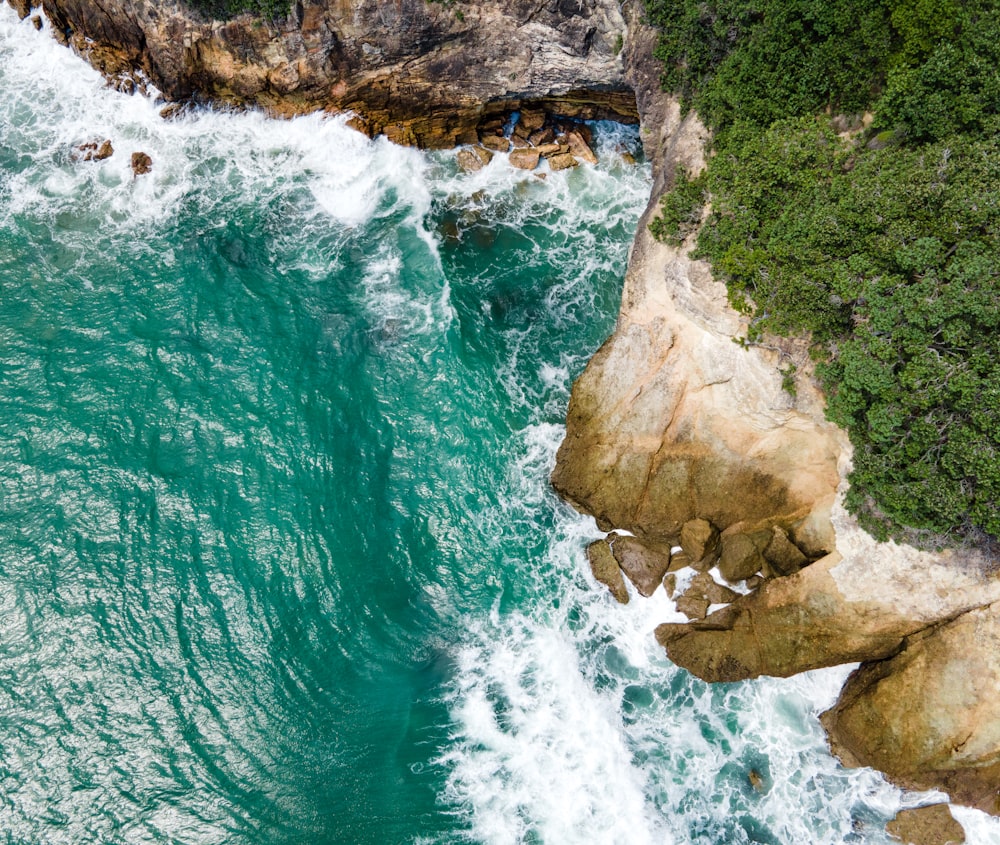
[763,526,808,575]
[718,531,768,583]
[456,148,485,172]
[823,602,1000,816]
[547,152,578,170]
[130,151,152,175]
[680,518,720,568]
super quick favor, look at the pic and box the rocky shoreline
[13,0,998,833]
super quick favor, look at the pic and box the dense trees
[646,0,1000,546]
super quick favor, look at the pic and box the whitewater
[1,7,998,843]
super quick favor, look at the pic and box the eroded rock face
[823,602,1000,816]
[35,0,640,148]
[550,139,843,547]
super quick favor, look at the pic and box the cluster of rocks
[70,139,152,176]
[587,516,818,619]
[71,138,114,162]
[456,110,609,174]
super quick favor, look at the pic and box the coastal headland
[15,0,998,829]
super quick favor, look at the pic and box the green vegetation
[184,0,291,21]
[646,0,1000,547]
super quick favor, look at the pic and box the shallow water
[1,8,998,843]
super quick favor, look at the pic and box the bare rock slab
[886,805,965,845]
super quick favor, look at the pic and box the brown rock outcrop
[655,525,1000,682]
[886,805,966,845]
[34,0,640,149]
[823,602,1000,816]
[130,151,152,175]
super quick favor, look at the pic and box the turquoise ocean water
[2,9,999,844]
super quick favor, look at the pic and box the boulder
[159,102,186,121]
[72,139,114,162]
[456,148,485,172]
[823,602,1000,816]
[480,135,510,153]
[689,571,739,605]
[587,538,629,605]
[886,805,965,845]
[676,594,710,621]
[535,143,562,156]
[509,148,540,170]
[130,151,152,175]
[667,549,692,572]
[10,0,30,18]
[764,526,808,575]
[529,127,556,146]
[564,129,598,164]
[680,518,719,568]
[662,573,677,598]
[547,153,578,170]
[717,531,766,582]
[471,146,494,166]
[518,109,546,133]
[611,534,671,597]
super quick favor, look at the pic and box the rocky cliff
[551,79,1000,819]
[20,0,640,147]
[15,0,1000,824]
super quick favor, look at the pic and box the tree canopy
[646,0,1000,547]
